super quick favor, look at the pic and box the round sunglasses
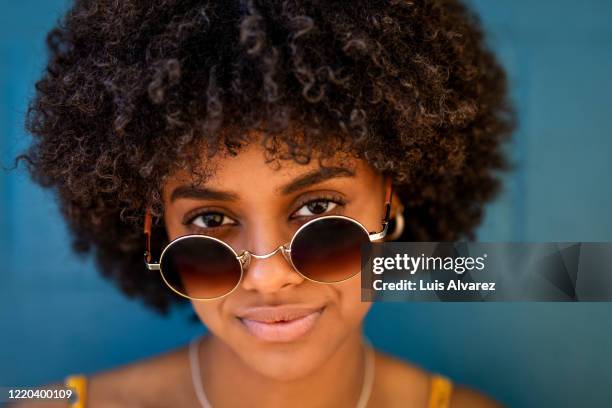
[144,177,393,300]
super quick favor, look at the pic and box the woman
[18,0,513,406]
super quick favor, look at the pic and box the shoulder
[372,349,503,408]
[86,342,193,407]
[11,345,191,407]
[371,349,432,407]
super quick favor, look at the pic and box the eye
[292,199,339,217]
[188,212,237,229]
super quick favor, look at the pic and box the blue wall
[1,1,611,407]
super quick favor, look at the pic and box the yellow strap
[65,374,87,408]
[427,374,453,408]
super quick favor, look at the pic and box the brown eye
[190,212,235,229]
[294,200,338,217]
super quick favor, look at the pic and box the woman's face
[162,136,390,380]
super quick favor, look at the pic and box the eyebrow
[170,166,355,203]
[279,167,355,195]
[170,186,240,203]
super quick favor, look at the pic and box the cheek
[191,300,226,333]
[334,276,372,327]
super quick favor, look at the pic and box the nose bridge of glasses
[238,245,291,270]
[250,244,290,259]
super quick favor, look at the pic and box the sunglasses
[143,177,393,300]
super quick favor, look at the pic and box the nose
[239,231,304,295]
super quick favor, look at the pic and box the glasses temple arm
[382,176,393,224]
[144,208,152,263]
[368,176,393,241]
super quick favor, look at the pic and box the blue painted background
[1,1,611,407]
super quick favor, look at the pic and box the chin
[238,341,331,381]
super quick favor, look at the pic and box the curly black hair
[20,0,514,314]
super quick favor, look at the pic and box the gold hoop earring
[386,208,405,241]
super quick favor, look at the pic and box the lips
[237,305,325,342]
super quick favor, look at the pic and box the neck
[198,330,371,408]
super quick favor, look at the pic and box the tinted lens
[160,236,242,299]
[291,217,371,282]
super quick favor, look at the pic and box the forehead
[162,136,377,199]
